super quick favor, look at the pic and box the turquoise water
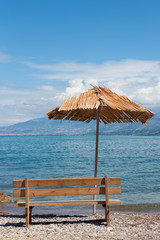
[0,135,160,205]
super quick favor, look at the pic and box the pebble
[0,213,159,240]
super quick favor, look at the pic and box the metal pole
[93,108,100,215]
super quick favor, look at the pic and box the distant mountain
[0,113,160,136]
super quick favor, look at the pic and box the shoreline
[1,202,160,239]
[0,202,160,216]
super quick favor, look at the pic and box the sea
[0,135,160,215]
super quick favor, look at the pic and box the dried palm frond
[47,85,154,125]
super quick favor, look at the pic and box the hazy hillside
[0,112,160,135]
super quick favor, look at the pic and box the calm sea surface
[0,135,160,206]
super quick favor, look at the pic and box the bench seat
[14,199,121,207]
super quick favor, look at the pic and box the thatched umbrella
[47,85,154,177]
[46,85,154,214]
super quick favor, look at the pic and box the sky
[0,0,160,126]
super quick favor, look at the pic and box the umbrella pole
[94,109,100,178]
[93,108,100,215]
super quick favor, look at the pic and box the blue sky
[0,0,160,126]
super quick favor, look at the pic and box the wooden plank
[105,175,110,226]
[25,177,29,228]
[13,177,121,188]
[29,207,33,224]
[14,199,121,207]
[14,202,25,207]
[13,177,105,188]
[14,199,106,207]
[13,186,121,198]
[13,189,25,198]
[109,199,121,205]
[108,187,121,195]
[29,187,105,197]
[13,187,105,198]
[13,180,25,188]
[108,177,121,185]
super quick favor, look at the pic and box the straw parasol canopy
[47,85,154,177]
[47,85,154,125]
[47,85,154,214]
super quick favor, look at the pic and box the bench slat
[109,199,122,204]
[14,187,105,197]
[13,186,121,198]
[13,177,120,188]
[108,177,121,185]
[14,199,106,207]
[109,187,121,195]
[13,178,104,188]
[14,199,121,207]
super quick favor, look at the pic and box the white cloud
[0,86,60,126]
[37,86,54,91]
[0,52,12,62]
[133,82,160,105]
[25,59,160,108]
[1,59,160,126]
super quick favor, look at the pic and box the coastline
[0,203,160,239]
[0,202,160,216]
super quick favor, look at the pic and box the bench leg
[29,207,33,224]
[105,206,110,226]
[93,194,96,215]
[25,207,29,228]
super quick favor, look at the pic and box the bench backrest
[13,176,121,199]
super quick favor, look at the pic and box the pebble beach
[0,211,160,240]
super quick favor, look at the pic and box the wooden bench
[13,175,121,228]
